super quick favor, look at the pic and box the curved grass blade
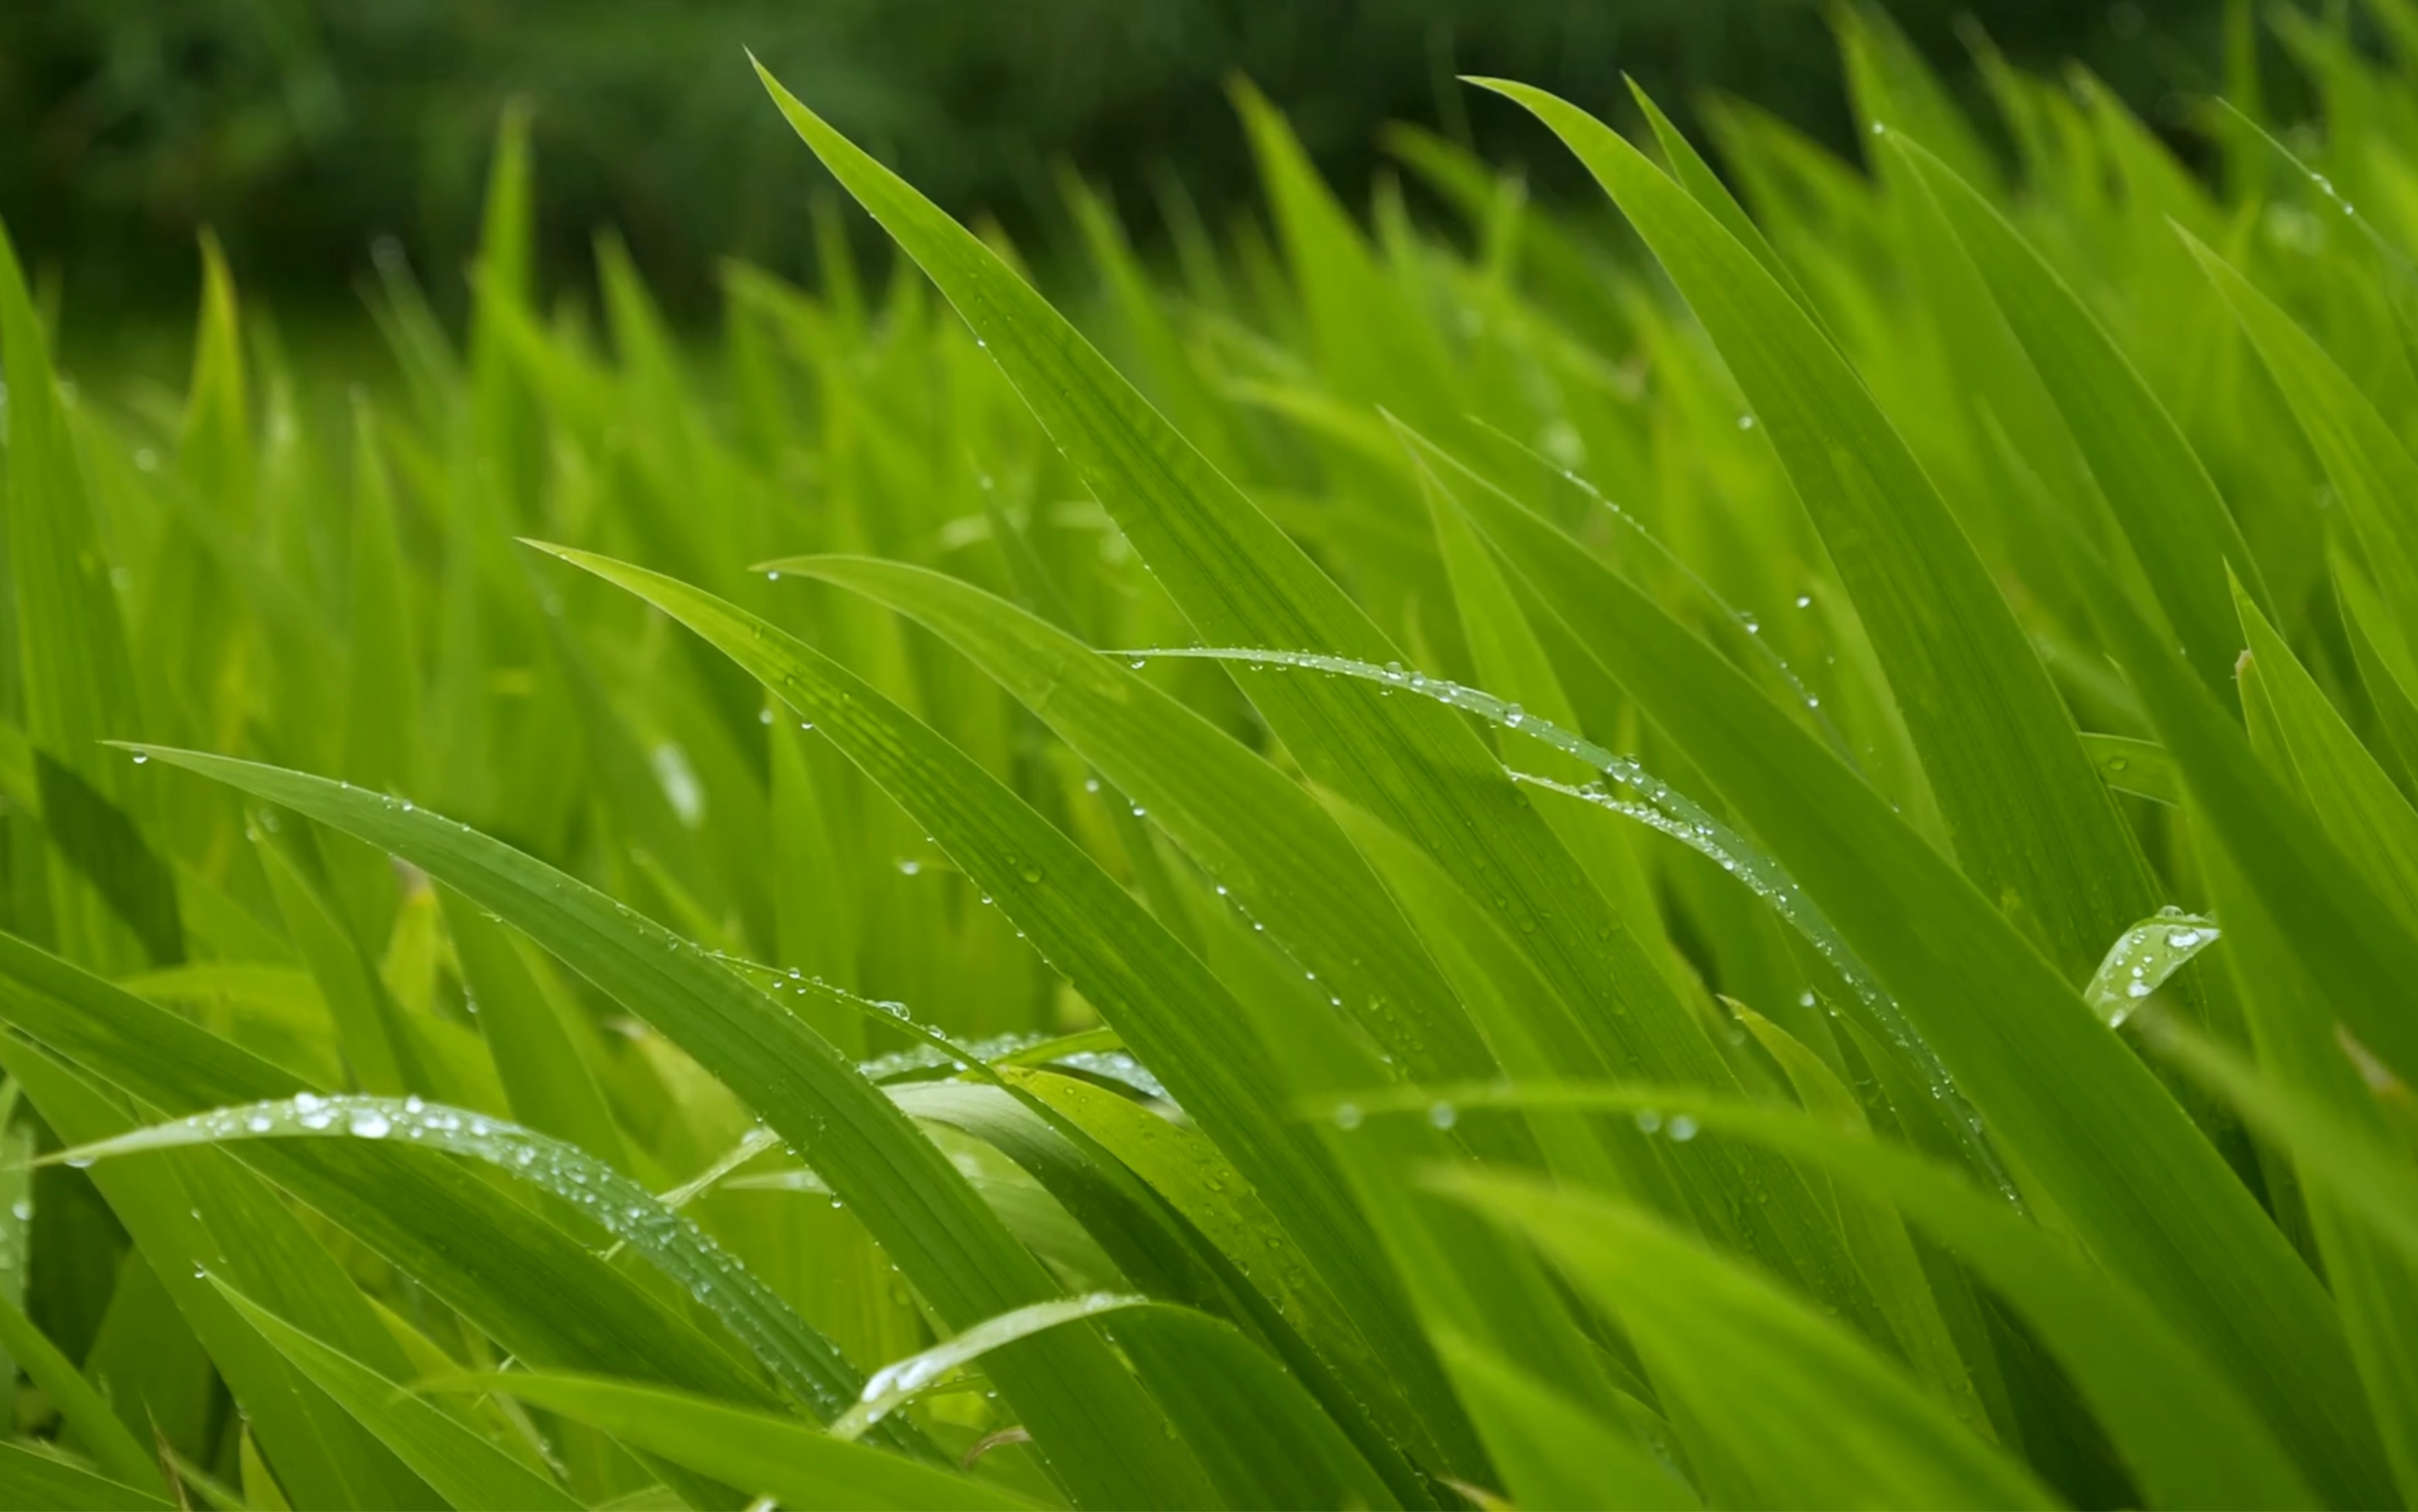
[1349,1080,2319,1510]
[751,62,1838,1298]
[1882,136,2264,700]
[1476,78,2153,990]
[208,1278,579,1511]
[113,748,1216,1510]
[1434,1169,2055,1510]
[48,1095,868,1425]
[1394,430,2390,1502]
[833,1294,1147,1440]
[1113,1305,1402,1511]
[0,1444,171,1512]
[528,542,1468,1479]
[0,927,785,1419]
[2083,912,2223,1028]
[763,555,1515,1148]
[0,1294,166,1494]
[448,1372,1044,1512]
[1429,1332,1694,1511]
[2180,224,2418,633]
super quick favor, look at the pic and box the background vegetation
[1,0,2416,1509]
[8,0,2235,315]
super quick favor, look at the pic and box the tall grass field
[1,6,2416,1508]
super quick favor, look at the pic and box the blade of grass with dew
[1434,1169,2054,1510]
[447,1372,1042,1512]
[1400,429,2391,1501]
[0,1037,441,1511]
[208,1278,579,1511]
[1733,1005,1981,1433]
[775,555,1516,1138]
[1480,79,2156,988]
[753,64,1848,1294]
[532,542,1471,1478]
[115,745,1220,1510]
[1884,137,2263,699]
[994,1065,1422,1477]
[48,1094,886,1434]
[0,930,794,1429]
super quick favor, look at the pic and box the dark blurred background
[2,1,2234,320]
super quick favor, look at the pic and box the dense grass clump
[1,6,2416,1508]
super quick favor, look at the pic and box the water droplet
[1738,413,1756,430]
[1332,1103,1363,1131]
[130,752,150,765]
[1634,1109,1662,1133]
[349,1110,392,1139]
[1667,1114,1700,1142]
[1427,1102,1457,1129]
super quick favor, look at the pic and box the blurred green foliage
[5,0,2231,316]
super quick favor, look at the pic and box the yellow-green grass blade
[1419,432,2391,1503]
[211,1278,579,1511]
[1481,79,2154,991]
[118,743,1217,1510]
[756,56,1867,1325]
[453,1373,1041,1512]
[532,542,1463,1481]
[1437,1169,2055,1510]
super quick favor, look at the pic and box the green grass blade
[52,1093,873,1426]
[118,742,1217,1510]
[453,1373,1042,1512]
[532,542,1457,1479]
[2182,229,2418,641]
[210,1277,579,1511]
[1481,79,2153,988]
[1416,434,2390,1502]
[0,220,152,974]
[751,63,1840,1298]
[0,1444,172,1512]
[441,889,634,1170]
[1435,1169,2054,1510]
[1428,1332,1693,1511]
[0,1293,166,1493]
[1885,137,2265,698]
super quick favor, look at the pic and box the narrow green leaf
[117,744,1217,1510]
[455,1373,1042,1512]
[211,1278,579,1511]
[0,1444,171,1512]
[1437,1169,2054,1510]
[1479,79,2153,988]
